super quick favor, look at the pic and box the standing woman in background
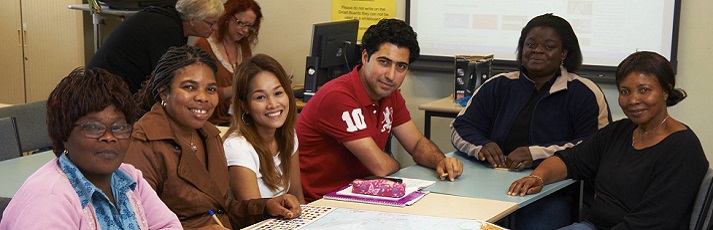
[88,0,225,94]
[194,0,263,125]
[126,45,300,229]
[223,54,305,204]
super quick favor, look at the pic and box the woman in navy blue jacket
[450,13,611,229]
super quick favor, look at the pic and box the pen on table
[208,209,224,228]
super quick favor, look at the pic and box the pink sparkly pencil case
[350,178,406,198]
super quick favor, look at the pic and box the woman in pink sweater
[0,68,180,230]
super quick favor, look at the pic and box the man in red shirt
[297,18,464,202]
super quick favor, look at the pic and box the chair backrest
[0,117,22,161]
[0,197,11,222]
[691,168,713,230]
[0,100,51,153]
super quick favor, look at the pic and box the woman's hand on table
[266,194,302,219]
[478,142,506,168]
[508,175,544,196]
[505,147,534,171]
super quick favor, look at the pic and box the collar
[549,66,571,93]
[349,64,386,108]
[58,154,136,208]
[520,66,572,94]
[131,103,229,207]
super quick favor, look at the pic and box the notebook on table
[323,177,435,207]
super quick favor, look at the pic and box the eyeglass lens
[78,122,132,139]
[232,16,254,31]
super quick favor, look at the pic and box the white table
[0,151,55,197]
[392,152,577,208]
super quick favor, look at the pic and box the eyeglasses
[202,19,218,28]
[75,122,132,139]
[231,15,255,31]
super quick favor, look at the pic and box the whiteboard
[407,0,679,68]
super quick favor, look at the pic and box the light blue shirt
[59,154,139,229]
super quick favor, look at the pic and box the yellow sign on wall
[332,0,396,40]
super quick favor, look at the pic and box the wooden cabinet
[0,0,84,104]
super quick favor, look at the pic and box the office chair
[0,197,10,222]
[0,100,52,153]
[691,168,713,230]
[0,117,22,161]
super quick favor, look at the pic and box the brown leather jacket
[125,104,268,229]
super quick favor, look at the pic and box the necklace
[222,40,237,70]
[180,132,197,152]
[631,115,669,147]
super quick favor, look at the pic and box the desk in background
[0,151,55,197]
[296,99,306,112]
[418,96,463,138]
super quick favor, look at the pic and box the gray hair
[175,0,225,21]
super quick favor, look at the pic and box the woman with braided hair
[126,45,301,229]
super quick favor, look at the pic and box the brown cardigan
[125,104,268,229]
[193,37,252,125]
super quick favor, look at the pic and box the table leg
[91,13,102,53]
[570,180,584,222]
[424,110,432,139]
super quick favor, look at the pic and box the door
[21,0,84,102]
[0,0,26,104]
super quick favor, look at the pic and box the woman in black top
[508,51,708,230]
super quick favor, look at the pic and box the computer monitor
[303,19,359,102]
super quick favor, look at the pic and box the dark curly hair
[516,13,583,72]
[46,67,137,156]
[615,51,686,106]
[135,45,218,116]
[361,18,420,63]
[216,0,263,48]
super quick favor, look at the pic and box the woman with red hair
[194,0,263,125]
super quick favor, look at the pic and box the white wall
[255,0,713,165]
[674,0,713,161]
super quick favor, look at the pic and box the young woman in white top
[223,54,305,203]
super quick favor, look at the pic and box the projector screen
[407,0,679,69]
